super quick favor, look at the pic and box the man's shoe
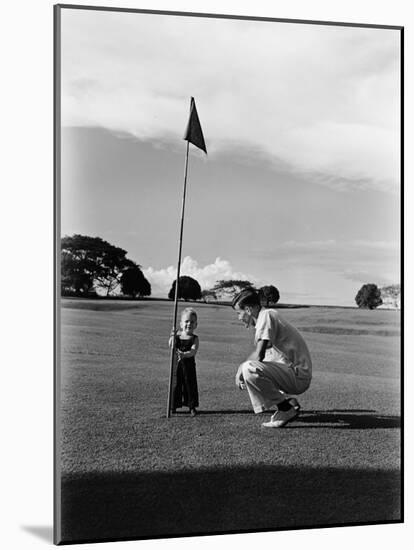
[190,408,197,417]
[262,406,299,428]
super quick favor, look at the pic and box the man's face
[234,304,254,329]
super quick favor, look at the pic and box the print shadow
[293,410,401,430]
[21,526,53,543]
[59,464,401,544]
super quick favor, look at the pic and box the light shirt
[254,308,312,379]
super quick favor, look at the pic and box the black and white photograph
[54,2,402,546]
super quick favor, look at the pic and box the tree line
[61,234,390,309]
[61,235,282,304]
[168,277,280,305]
[61,235,151,298]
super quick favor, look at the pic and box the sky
[60,7,401,306]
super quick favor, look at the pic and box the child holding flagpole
[169,308,200,416]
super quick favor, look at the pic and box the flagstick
[166,140,190,418]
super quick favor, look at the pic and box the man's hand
[235,364,246,390]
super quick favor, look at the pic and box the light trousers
[241,360,311,414]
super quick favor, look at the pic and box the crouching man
[233,288,312,428]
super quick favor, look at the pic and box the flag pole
[166,139,190,418]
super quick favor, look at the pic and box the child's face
[180,313,197,334]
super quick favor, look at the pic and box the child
[169,308,200,416]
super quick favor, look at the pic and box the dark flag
[183,97,207,154]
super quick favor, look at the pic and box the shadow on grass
[293,410,401,429]
[298,326,400,337]
[172,409,400,430]
[59,464,401,544]
[174,409,252,415]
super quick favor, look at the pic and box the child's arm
[177,336,199,359]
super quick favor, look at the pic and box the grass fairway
[58,299,401,543]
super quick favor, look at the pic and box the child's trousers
[173,360,199,409]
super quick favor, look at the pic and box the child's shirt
[176,334,198,366]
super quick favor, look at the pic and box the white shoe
[262,407,299,428]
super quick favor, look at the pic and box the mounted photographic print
[54,4,403,545]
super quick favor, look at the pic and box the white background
[1,0,410,548]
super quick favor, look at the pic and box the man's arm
[235,339,269,389]
[247,339,269,362]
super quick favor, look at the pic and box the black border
[53,4,61,546]
[56,3,403,30]
[58,519,403,546]
[53,4,404,545]
[400,26,404,525]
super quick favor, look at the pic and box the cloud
[280,122,399,193]
[348,239,400,250]
[279,238,399,254]
[143,256,257,297]
[342,269,395,285]
[259,238,400,287]
[60,10,400,192]
[281,239,337,250]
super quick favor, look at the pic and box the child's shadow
[173,409,252,415]
[194,409,252,415]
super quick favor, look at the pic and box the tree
[379,284,400,309]
[61,234,135,296]
[355,283,383,310]
[259,285,280,306]
[201,289,217,303]
[211,280,254,300]
[120,266,151,298]
[168,276,202,301]
[61,252,95,296]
